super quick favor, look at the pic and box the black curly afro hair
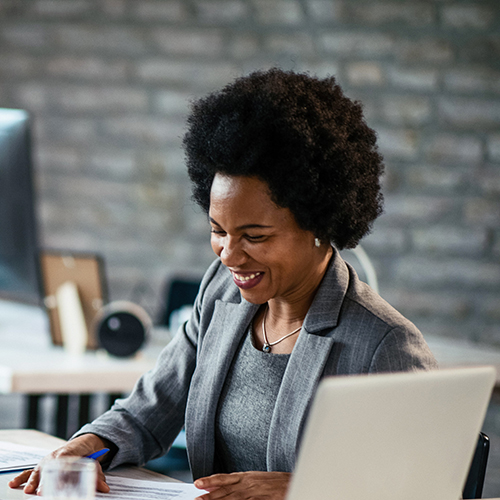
[183,68,384,250]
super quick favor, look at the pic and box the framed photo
[39,250,107,349]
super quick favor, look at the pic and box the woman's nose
[219,237,246,267]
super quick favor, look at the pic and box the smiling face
[209,174,330,307]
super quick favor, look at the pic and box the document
[0,440,51,473]
[96,476,208,500]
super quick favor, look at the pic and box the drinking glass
[42,457,97,500]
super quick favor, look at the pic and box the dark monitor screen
[0,108,41,305]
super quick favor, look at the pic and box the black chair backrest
[158,278,201,328]
[463,432,490,499]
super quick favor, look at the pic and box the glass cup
[42,457,97,500]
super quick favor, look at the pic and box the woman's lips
[231,271,264,290]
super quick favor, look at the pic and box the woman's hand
[8,434,110,495]
[194,471,291,500]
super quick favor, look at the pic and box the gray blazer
[77,249,437,479]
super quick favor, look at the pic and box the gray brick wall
[1,0,498,345]
[1,0,500,490]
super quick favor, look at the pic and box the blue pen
[86,448,110,460]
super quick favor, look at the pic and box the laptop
[287,366,496,500]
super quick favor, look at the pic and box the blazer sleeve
[368,324,438,373]
[72,260,223,469]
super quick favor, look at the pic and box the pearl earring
[315,238,321,248]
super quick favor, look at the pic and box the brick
[360,226,407,254]
[478,170,500,196]
[441,4,495,29]
[381,195,455,224]
[99,0,127,18]
[36,117,97,145]
[493,231,500,257]
[152,29,224,57]
[299,61,341,80]
[465,199,500,228]
[253,0,304,25]
[36,145,82,173]
[14,84,49,112]
[387,66,439,91]
[56,26,147,54]
[0,54,38,78]
[459,37,500,65]
[346,62,384,86]
[1,24,51,49]
[478,296,500,322]
[406,165,469,192]
[345,2,435,26]
[132,1,186,21]
[425,134,482,165]
[155,90,192,115]
[55,86,148,113]
[411,226,487,256]
[488,134,500,162]
[0,1,26,16]
[136,59,239,88]
[33,0,92,17]
[46,56,128,80]
[382,289,472,320]
[376,128,419,160]
[444,68,500,94]
[321,31,394,56]
[439,98,500,129]
[396,37,453,63]
[229,33,260,58]
[476,326,500,348]
[381,96,431,125]
[306,0,340,22]
[411,319,472,341]
[87,149,136,179]
[195,0,249,23]
[396,257,500,288]
[265,33,315,57]
[102,116,185,146]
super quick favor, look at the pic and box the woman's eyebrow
[208,217,272,230]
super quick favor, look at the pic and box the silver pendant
[263,344,271,353]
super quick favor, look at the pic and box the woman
[10,68,437,499]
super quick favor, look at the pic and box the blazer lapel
[267,249,350,471]
[186,298,259,478]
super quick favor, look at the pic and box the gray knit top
[214,326,291,472]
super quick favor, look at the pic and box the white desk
[0,301,165,437]
[1,430,499,500]
[3,300,500,435]
[0,429,178,500]
[0,301,165,394]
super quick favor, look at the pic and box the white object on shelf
[56,281,88,356]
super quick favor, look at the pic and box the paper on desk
[0,441,51,473]
[96,475,208,500]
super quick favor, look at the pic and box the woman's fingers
[8,434,111,494]
[96,463,110,493]
[194,471,291,500]
[23,466,42,494]
[8,468,35,489]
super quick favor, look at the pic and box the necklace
[261,306,302,353]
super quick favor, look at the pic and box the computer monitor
[0,108,41,305]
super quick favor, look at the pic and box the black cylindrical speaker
[94,301,151,357]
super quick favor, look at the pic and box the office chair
[157,277,201,329]
[463,432,490,499]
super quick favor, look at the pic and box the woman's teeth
[234,272,262,282]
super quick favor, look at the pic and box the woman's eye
[210,229,226,235]
[246,235,265,241]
